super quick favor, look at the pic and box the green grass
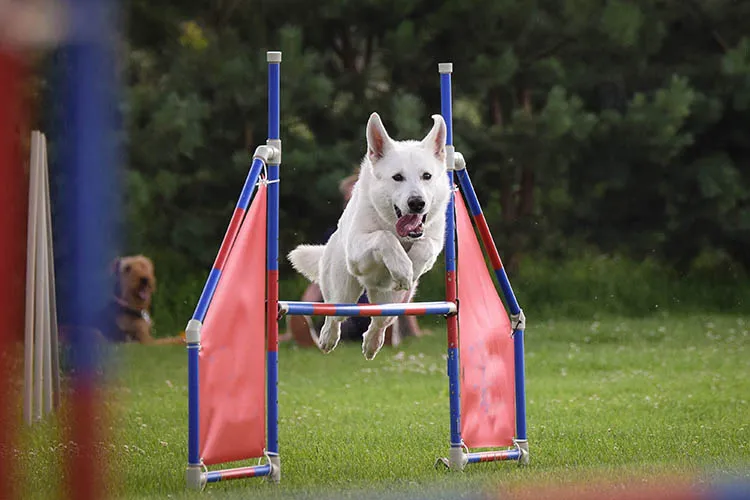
[17,314,750,499]
[149,252,749,339]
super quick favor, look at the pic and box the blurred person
[0,0,64,48]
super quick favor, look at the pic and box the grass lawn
[16,313,749,499]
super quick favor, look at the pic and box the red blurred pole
[0,47,28,500]
[69,380,102,500]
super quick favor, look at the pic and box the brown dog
[93,255,184,345]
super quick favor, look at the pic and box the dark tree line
[103,0,749,283]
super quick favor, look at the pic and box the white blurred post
[23,131,60,425]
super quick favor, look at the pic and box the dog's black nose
[139,277,149,286]
[407,196,425,213]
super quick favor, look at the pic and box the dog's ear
[366,112,393,164]
[110,258,122,275]
[421,114,447,161]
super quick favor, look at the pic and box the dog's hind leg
[317,260,363,354]
[361,288,412,360]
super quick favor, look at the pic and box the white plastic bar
[33,131,46,421]
[26,131,45,424]
[23,132,41,425]
[43,133,61,410]
[40,134,53,415]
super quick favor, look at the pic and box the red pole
[0,47,29,500]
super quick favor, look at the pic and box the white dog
[288,112,450,360]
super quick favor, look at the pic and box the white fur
[288,112,450,360]
[287,244,324,282]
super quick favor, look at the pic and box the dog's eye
[123,264,131,273]
[422,172,432,181]
[392,174,404,182]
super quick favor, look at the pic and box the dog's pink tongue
[396,214,422,237]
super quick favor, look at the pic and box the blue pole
[187,343,200,466]
[62,0,121,387]
[266,52,281,462]
[267,164,279,457]
[440,68,454,146]
[440,63,462,455]
[60,0,121,495]
[446,176,461,448]
[514,330,528,441]
[268,56,280,141]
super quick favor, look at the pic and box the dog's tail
[287,244,325,282]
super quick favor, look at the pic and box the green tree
[112,0,749,300]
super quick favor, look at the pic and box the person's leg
[401,315,424,337]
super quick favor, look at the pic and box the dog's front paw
[389,264,414,292]
[362,329,385,360]
[318,323,341,354]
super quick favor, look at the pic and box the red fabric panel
[199,185,267,465]
[456,193,516,448]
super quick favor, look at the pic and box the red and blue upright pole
[439,62,466,470]
[265,51,282,482]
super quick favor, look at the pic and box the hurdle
[184,51,529,490]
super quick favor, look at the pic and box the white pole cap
[438,62,453,74]
[267,51,282,63]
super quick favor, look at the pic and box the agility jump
[184,51,529,490]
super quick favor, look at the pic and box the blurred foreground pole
[61,0,122,498]
[0,47,28,500]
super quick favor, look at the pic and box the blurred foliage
[43,0,750,329]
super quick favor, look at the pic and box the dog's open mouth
[136,285,150,301]
[394,205,427,238]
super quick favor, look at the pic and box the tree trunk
[507,88,535,276]
[491,90,503,129]
[490,90,513,224]
[244,121,254,152]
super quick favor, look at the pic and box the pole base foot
[266,454,281,483]
[434,446,467,471]
[517,439,530,466]
[186,464,205,491]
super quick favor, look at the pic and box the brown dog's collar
[112,296,152,324]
